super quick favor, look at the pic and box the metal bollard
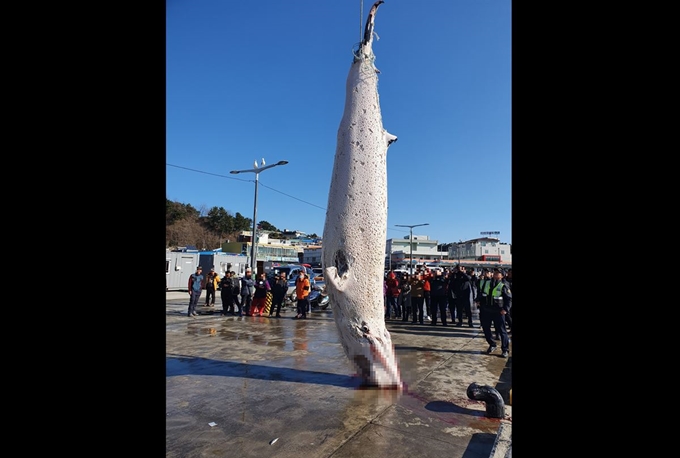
[466,382,505,418]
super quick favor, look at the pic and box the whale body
[322,0,401,388]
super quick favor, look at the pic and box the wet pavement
[166,292,512,458]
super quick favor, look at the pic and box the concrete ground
[166,292,512,458]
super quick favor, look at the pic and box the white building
[302,245,322,267]
[222,230,301,264]
[448,237,512,265]
[385,235,449,270]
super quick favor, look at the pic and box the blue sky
[166,0,511,246]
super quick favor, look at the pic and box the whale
[322,0,401,389]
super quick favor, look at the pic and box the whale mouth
[353,354,402,389]
[349,321,403,389]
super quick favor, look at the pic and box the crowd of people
[383,265,513,357]
[187,266,312,319]
[185,264,512,357]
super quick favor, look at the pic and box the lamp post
[230,159,288,276]
[387,240,391,271]
[395,223,429,274]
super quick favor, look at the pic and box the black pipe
[466,382,505,418]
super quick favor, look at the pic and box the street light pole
[230,159,289,276]
[395,223,429,274]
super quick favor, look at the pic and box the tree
[258,220,278,232]
[206,206,235,234]
[166,199,199,225]
[166,199,320,249]
[233,212,251,232]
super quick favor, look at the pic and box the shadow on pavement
[166,354,360,388]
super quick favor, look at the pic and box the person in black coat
[219,271,235,315]
[449,265,474,327]
[429,270,449,326]
[269,272,289,318]
[230,271,242,315]
[400,273,412,321]
[504,268,513,332]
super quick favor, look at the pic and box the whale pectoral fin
[325,266,340,289]
[325,265,348,291]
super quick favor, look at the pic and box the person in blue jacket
[187,266,204,317]
[240,268,255,316]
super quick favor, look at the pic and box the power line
[166,162,325,210]
[167,162,412,234]
[166,163,250,182]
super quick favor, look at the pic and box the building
[383,235,512,272]
[385,234,449,270]
[219,230,512,273]
[448,237,512,268]
[221,231,303,267]
[302,245,322,267]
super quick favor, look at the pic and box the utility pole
[395,223,429,274]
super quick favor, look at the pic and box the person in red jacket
[385,270,401,320]
[422,268,432,322]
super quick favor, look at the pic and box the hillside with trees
[166,199,318,250]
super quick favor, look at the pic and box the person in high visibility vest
[475,268,492,329]
[477,268,512,358]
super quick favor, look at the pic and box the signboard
[480,231,500,235]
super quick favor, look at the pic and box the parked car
[311,267,324,281]
[265,264,316,307]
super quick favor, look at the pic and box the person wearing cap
[478,268,512,358]
[187,266,204,317]
[204,266,220,307]
[240,268,255,316]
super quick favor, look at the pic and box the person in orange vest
[294,270,311,319]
